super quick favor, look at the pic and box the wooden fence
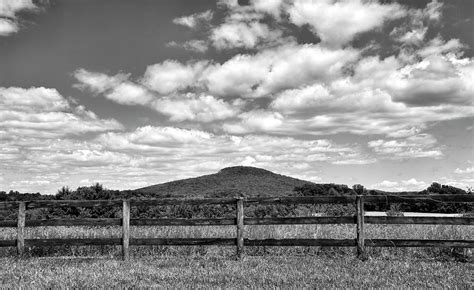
[0,194,473,260]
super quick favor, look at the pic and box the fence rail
[0,193,473,260]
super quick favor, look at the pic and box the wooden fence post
[356,195,367,260]
[236,197,244,259]
[122,200,130,261]
[17,202,25,256]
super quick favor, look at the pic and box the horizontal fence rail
[0,193,473,260]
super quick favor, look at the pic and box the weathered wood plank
[24,200,123,209]
[244,239,356,247]
[366,239,474,248]
[0,202,18,211]
[25,238,122,246]
[130,218,235,226]
[245,196,357,204]
[130,238,236,246]
[364,194,474,203]
[122,200,130,261]
[236,197,244,258]
[130,198,236,206]
[0,240,16,247]
[244,216,355,225]
[0,220,17,227]
[356,195,366,259]
[24,218,122,227]
[365,216,474,225]
[17,202,25,256]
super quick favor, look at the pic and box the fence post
[356,195,367,260]
[17,202,25,256]
[236,197,244,259]
[122,200,130,261]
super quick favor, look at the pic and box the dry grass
[0,223,472,259]
[0,255,472,288]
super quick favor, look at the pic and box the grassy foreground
[0,255,472,288]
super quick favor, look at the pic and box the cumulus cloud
[0,0,38,36]
[368,134,443,159]
[152,94,241,122]
[287,0,406,47]
[141,60,208,94]
[172,10,213,29]
[0,86,123,138]
[211,21,285,50]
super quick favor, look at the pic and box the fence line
[0,192,473,260]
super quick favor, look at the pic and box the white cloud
[152,94,241,122]
[371,179,428,192]
[204,43,359,98]
[74,69,128,94]
[172,10,213,29]
[287,0,405,47]
[141,60,208,94]
[0,86,123,139]
[0,0,38,36]
[211,21,285,50]
[454,167,474,174]
[222,110,283,134]
[368,134,443,159]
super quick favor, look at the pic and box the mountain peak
[218,166,274,176]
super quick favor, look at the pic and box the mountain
[135,166,314,198]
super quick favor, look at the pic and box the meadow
[0,222,472,287]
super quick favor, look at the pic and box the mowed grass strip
[0,255,472,288]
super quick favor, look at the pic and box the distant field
[0,255,472,288]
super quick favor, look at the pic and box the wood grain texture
[244,216,355,225]
[245,196,357,204]
[0,240,16,247]
[365,239,474,248]
[17,202,25,256]
[122,200,130,261]
[130,218,235,226]
[25,238,122,246]
[25,218,122,227]
[130,238,236,246]
[365,216,474,225]
[236,198,244,258]
[356,196,366,260]
[244,239,357,247]
[0,220,17,227]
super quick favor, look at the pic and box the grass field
[0,224,472,287]
[0,255,472,288]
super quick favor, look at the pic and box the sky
[0,0,473,194]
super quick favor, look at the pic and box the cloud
[172,10,213,29]
[222,110,283,134]
[371,178,428,191]
[0,86,123,138]
[152,94,241,122]
[0,0,40,36]
[96,125,371,170]
[141,60,209,94]
[454,167,474,174]
[211,21,285,50]
[167,40,209,53]
[368,134,443,159]
[287,0,406,47]
[390,0,443,46]
[204,43,359,98]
